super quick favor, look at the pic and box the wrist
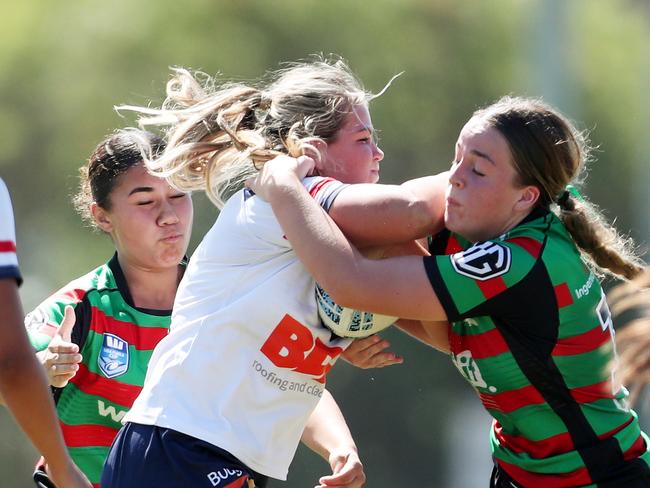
[328,445,359,468]
[266,172,303,204]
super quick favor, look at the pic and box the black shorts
[101,422,268,488]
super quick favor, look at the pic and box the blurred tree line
[0,0,648,486]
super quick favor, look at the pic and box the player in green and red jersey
[251,96,649,487]
[24,129,194,487]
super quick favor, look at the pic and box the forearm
[302,389,357,461]
[268,173,363,300]
[330,175,446,247]
[396,319,450,353]
[0,282,72,472]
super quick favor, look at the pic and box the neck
[117,255,181,310]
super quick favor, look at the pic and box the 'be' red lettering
[261,314,343,383]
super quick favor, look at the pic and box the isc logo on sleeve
[451,241,511,281]
[261,314,344,383]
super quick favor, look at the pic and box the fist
[38,306,82,388]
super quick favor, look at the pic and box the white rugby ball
[316,284,397,338]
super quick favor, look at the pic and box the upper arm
[0,279,26,351]
[328,172,447,247]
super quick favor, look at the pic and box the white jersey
[0,179,21,284]
[125,177,353,480]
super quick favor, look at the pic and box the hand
[46,458,92,488]
[38,306,82,388]
[316,449,365,488]
[341,335,403,369]
[246,154,315,201]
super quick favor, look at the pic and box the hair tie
[557,190,570,208]
[556,184,584,208]
[566,184,584,201]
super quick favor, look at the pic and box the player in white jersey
[102,57,447,488]
[0,179,91,488]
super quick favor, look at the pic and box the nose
[373,143,384,162]
[448,161,465,189]
[158,199,180,226]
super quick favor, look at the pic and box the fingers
[44,352,83,367]
[42,349,83,387]
[295,155,317,176]
[317,458,365,488]
[47,362,81,388]
[341,335,403,369]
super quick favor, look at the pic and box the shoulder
[302,176,348,211]
[26,263,108,328]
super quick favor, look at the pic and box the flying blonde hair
[118,56,394,208]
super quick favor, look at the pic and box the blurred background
[1,0,649,486]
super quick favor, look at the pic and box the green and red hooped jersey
[423,208,650,487]
[25,254,179,487]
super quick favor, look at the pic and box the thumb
[56,306,77,343]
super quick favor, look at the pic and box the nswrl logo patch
[98,333,129,379]
[451,241,511,281]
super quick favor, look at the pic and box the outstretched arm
[329,173,447,248]
[302,389,365,488]
[249,156,448,322]
[0,280,90,488]
[396,319,451,354]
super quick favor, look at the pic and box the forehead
[112,163,171,194]
[456,118,512,165]
[339,104,373,132]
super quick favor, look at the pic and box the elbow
[409,198,443,237]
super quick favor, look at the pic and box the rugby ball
[316,284,397,338]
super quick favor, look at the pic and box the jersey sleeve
[0,179,22,285]
[25,287,87,352]
[302,176,349,212]
[423,238,540,321]
[239,176,349,250]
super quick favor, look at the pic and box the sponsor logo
[206,468,245,486]
[252,360,323,398]
[97,400,127,423]
[451,350,496,392]
[451,242,511,281]
[260,314,343,383]
[575,272,596,299]
[98,333,129,379]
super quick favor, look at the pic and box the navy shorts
[101,422,268,488]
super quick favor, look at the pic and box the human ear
[515,185,540,212]
[91,203,113,233]
[305,139,328,173]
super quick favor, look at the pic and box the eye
[171,193,187,199]
[472,167,485,177]
[137,200,153,206]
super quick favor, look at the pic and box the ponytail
[556,193,645,280]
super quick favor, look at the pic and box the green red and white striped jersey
[423,208,650,487]
[25,254,177,487]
